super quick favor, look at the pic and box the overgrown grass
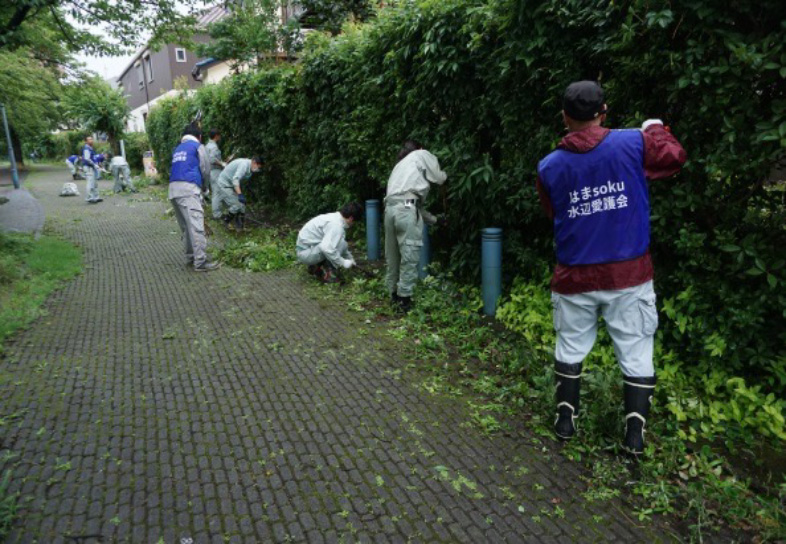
[0,231,83,353]
[215,226,296,272]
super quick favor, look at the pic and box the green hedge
[148,0,786,436]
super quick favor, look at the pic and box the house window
[175,48,187,63]
[144,55,154,82]
[136,63,144,89]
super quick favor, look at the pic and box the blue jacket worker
[80,136,102,203]
[66,155,80,180]
[536,81,687,456]
[169,124,220,272]
[296,202,363,283]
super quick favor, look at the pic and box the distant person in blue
[80,136,102,203]
[93,153,107,180]
[66,155,80,180]
[169,124,220,272]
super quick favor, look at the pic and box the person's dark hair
[340,202,364,221]
[84,135,93,141]
[182,122,202,139]
[208,129,220,140]
[397,139,423,162]
[251,155,263,165]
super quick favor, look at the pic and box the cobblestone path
[0,167,667,543]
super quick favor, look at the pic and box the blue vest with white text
[169,140,202,187]
[538,130,649,266]
[67,155,78,164]
[81,144,96,166]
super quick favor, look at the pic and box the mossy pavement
[0,166,672,543]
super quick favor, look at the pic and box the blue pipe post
[418,223,431,279]
[481,228,503,316]
[366,199,380,261]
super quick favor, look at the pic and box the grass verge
[0,231,83,354]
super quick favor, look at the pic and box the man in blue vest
[537,81,686,456]
[81,136,102,203]
[169,124,220,272]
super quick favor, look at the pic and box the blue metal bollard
[418,223,431,279]
[366,199,380,261]
[481,228,503,316]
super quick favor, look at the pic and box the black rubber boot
[223,214,235,230]
[396,296,412,314]
[235,213,245,231]
[554,360,582,440]
[623,376,656,456]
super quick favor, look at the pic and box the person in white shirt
[296,202,363,283]
[106,153,138,193]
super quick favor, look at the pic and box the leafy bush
[122,132,149,172]
[147,0,786,435]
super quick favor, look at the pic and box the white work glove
[641,119,663,131]
[340,258,353,269]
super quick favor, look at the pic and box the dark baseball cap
[563,81,607,121]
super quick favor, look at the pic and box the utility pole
[1,103,20,189]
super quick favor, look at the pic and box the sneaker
[194,261,221,272]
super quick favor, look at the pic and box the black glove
[436,214,448,227]
[238,194,247,204]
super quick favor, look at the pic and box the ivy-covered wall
[147,0,786,433]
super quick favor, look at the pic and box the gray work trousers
[384,203,423,297]
[83,166,99,201]
[209,169,223,219]
[170,194,207,267]
[214,184,246,217]
[296,240,349,266]
[112,165,135,193]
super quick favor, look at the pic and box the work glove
[641,119,663,131]
[436,214,448,228]
[340,258,353,269]
[237,194,247,204]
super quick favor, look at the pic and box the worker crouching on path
[205,129,225,220]
[536,81,686,456]
[296,202,363,284]
[215,156,263,231]
[169,123,220,272]
[80,136,102,204]
[66,155,80,180]
[384,140,447,313]
[106,152,137,194]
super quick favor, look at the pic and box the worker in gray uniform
[168,123,220,272]
[215,156,262,230]
[106,152,137,193]
[384,140,447,312]
[296,202,362,283]
[205,129,226,219]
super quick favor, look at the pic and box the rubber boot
[623,376,656,456]
[554,360,582,440]
[235,213,245,231]
[223,213,235,231]
[396,296,412,314]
